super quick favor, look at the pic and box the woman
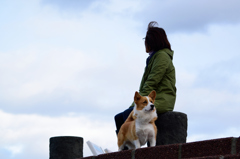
[115,21,176,135]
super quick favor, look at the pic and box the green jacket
[130,48,176,114]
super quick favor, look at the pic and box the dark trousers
[114,107,133,135]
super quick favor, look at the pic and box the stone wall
[79,137,240,159]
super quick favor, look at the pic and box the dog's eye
[143,101,147,104]
[150,101,153,103]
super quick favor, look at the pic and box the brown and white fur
[117,90,158,151]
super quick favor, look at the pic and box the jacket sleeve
[140,52,170,96]
[130,52,170,108]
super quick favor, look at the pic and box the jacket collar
[146,51,156,66]
[146,48,174,66]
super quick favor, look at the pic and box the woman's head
[144,21,172,53]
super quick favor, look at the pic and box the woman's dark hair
[145,21,172,51]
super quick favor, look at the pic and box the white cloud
[187,127,240,143]
[1,0,240,158]
[4,144,24,157]
[136,0,240,33]
[0,0,148,115]
[0,109,118,158]
[170,23,240,71]
[0,107,239,158]
[0,47,95,100]
[92,0,144,15]
[170,23,240,141]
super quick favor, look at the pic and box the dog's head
[134,90,156,112]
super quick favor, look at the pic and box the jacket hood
[162,48,174,60]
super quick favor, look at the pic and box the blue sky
[0,0,240,158]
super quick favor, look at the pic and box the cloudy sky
[1,0,240,158]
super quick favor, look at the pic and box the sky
[0,0,240,158]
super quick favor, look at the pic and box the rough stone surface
[182,156,223,159]
[181,154,240,159]
[78,156,94,159]
[50,136,83,159]
[135,144,179,159]
[223,154,240,159]
[95,150,132,159]
[181,137,233,158]
[155,111,188,145]
[80,137,238,159]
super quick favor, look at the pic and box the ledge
[79,137,240,159]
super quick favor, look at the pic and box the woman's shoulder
[154,48,173,60]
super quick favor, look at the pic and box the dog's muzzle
[150,104,154,110]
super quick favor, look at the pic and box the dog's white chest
[135,123,155,146]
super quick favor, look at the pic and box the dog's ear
[134,91,141,102]
[148,90,156,100]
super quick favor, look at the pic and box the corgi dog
[117,90,158,151]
